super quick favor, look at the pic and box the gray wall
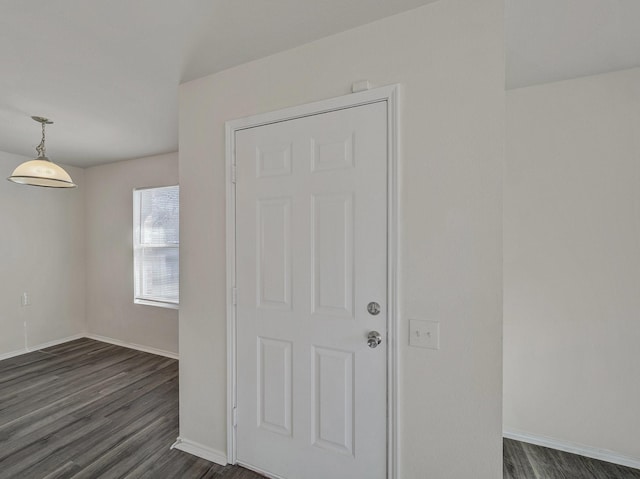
[0,150,180,359]
[178,0,505,476]
[504,67,640,463]
[0,151,85,357]
[84,152,179,356]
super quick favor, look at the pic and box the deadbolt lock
[367,302,381,315]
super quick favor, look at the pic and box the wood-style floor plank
[0,338,263,479]
[504,436,536,479]
[504,438,640,479]
[4,339,640,478]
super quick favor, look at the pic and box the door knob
[367,331,382,348]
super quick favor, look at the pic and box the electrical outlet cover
[409,319,440,349]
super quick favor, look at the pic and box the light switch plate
[409,319,440,349]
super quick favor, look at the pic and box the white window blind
[133,185,179,308]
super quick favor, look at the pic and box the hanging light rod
[7,116,77,188]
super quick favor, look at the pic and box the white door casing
[226,86,399,479]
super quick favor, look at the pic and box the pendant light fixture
[7,116,76,188]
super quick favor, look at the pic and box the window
[133,185,179,308]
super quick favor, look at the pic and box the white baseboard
[236,461,286,479]
[504,429,640,470]
[84,333,179,360]
[171,437,228,466]
[0,333,178,362]
[0,333,85,361]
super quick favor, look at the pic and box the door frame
[225,84,400,479]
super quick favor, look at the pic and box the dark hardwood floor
[0,338,263,479]
[3,338,639,478]
[504,438,640,479]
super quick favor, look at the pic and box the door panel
[311,192,354,318]
[256,197,292,310]
[235,101,387,479]
[257,337,292,436]
[311,346,355,455]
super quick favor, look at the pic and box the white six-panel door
[235,101,388,479]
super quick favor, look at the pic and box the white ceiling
[0,0,438,167]
[0,0,639,167]
[507,0,640,89]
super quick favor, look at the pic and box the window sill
[134,298,179,310]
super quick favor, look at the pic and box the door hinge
[231,287,237,306]
[232,407,238,428]
[231,164,237,184]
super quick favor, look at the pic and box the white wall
[504,68,640,461]
[179,0,504,477]
[84,152,179,356]
[0,151,85,357]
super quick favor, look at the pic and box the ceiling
[506,0,640,89]
[1,0,639,168]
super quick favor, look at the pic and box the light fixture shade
[8,158,76,188]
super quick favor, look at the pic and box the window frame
[133,185,180,310]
